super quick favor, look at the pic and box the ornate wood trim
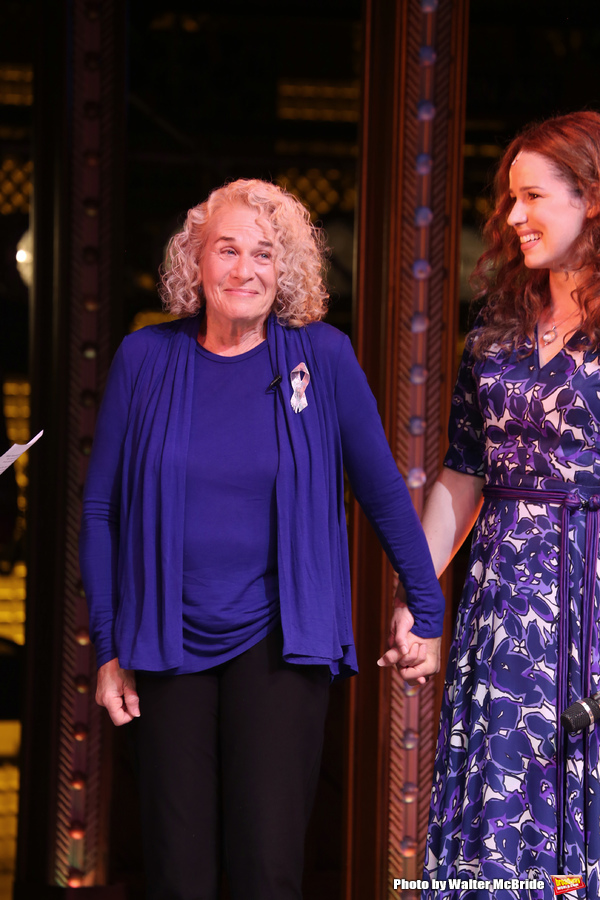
[15,1,126,894]
[347,0,469,896]
[17,1,468,894]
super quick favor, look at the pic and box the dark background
[0,0,599,895]
[2,0,600,372]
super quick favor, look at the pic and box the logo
[551,875,585,895]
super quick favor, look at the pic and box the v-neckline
[535,325,581,371]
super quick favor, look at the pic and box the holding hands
[377,596,441,686]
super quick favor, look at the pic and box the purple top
[80,315,445,678]
[180,341,279,672]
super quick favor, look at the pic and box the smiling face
[507,151,589,272]
[199,203,277,334]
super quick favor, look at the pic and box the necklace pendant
[542,325,557,345]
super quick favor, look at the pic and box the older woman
[79,178,444,900]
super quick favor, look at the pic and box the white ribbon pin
[290,363,310,413]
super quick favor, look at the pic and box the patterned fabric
[423,333,600,900]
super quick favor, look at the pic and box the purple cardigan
[79,314,445,678]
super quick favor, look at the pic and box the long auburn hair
[470,111,600,357]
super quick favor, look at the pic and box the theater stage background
[0,1,597,898]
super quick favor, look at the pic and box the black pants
[135,628,330,900]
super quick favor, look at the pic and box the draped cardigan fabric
[79,314,445,677]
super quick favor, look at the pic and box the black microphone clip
[266,374,282,393]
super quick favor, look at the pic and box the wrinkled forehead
[206,201,275,242]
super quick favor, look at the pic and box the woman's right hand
[377,600,441,685]
[96,657,140,726]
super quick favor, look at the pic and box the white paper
[0,430,43,475]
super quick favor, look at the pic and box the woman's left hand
[377,600,441,685]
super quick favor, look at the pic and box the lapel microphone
[266,375,282,393]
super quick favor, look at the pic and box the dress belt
[482,483,600,874]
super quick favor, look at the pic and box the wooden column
[15,1,126,894]
[346,0,469,897]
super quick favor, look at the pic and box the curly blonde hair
[159,179,329,326]
[470,111,600,358]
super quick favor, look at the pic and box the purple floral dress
[423,333,600,900]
